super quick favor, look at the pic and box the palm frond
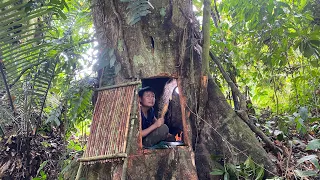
[0,0,66,134]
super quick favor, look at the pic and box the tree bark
[81,0,278,179]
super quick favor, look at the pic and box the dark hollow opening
[141,78,184,143]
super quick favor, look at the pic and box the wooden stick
[75,162,83,180]
[95,81,141,91]
[160,104,169,118]
[121,86,138,180]
[77,153,127,162]
[122,86,135,153]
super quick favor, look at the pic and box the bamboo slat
[83,84,138,164]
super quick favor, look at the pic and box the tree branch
[78,38,96,45]
[209,51,246,110]
[209,51,281,154]
[213,0,220,23]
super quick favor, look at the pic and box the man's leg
[143,124,169,147]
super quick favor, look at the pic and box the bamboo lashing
[95,81,141,91]
[77,153,128,162]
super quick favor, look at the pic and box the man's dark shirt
[141,108,155,130]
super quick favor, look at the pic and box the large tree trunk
[85,0,277,179]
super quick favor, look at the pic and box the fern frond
[120,0,153,26]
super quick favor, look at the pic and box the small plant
[210,156,265,180]
[32,161,48,180]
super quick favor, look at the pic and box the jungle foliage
[0,0,319,179]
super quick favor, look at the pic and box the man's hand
[141,117,164,138]
[154,117,164,128]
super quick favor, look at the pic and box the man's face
[140,91,155,107]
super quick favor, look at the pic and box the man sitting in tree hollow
[139,86,174,147]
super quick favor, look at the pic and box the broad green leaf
[303,42,315,58]
[310,40,320,47]
[109,54,116,68]
[298,106,308,120]
[255,166,264,180]
[297,155,318,165]
[294,170,318,177]
[244,156,255,170]
[310,60,320,67]
[306,139,320,150]
[210,169,225,175]
[310,158,320,170]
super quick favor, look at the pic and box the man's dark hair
[138,86,155,97]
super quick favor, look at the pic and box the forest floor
[0,125,65,180]
[253,109,320,179]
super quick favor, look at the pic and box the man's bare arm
[141,117,165,138]
[141,123,157,138]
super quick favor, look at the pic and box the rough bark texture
[80,0,277,179]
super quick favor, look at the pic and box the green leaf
[310,60,320,67]
[310,117,320,123]
[62,0,69,11]
[255,166,264,180]
[56,9,67,20]
[244,156,255,170]
[115,63,121,74]
[298,106,308,120]
[224,171,229,180]
[310,158,320,170]
[310,40,320,47]
[36,161,48,176]
[277,1,291,10]
[303,42,315,58]
[297,155,318,165]
[109,54,116,68]
[210,169,225,175]
[306,139,320,150]
[294,170,318,177]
